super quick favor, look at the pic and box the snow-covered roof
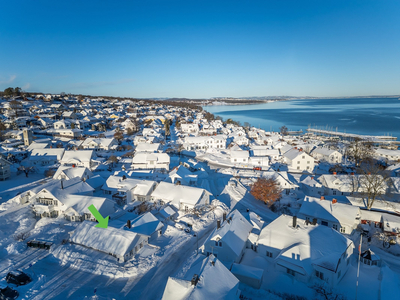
[126,212,164,236]
[205,210,253,258]
[70,221,145,257]
[132,152,170,164]
[30,148,65,160]
[135,143,161,153]
[64,195,115,216]
[231,263,263,280]
[60,150,94,163]
[82,174,104,188]
[151,182,207,209]
[53,165,92,180]
[102,176,155,195]
[81,138,116,148]
[162,255,240,300]
[257,215,353,274]
[298,196,360,226]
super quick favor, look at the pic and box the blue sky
[1,0,399,98]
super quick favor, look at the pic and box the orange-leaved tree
[250,177,282,207]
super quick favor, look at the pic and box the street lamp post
[355,233,364,300]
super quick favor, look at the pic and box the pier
[306,127,399,145]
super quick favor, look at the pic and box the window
[307,161,310,164]
[316,270,324,280]
[321,221,328,226]
[340,227,345,233]
[297,161,300,164]
[297,166,300,170]
[266,251,272,258]
[302,156,305,159]
[287,268,295,276]
[372,260,377,266]
[333,224,338,230]
[333,191,337,195]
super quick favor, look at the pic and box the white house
[230,149,250,164]
[184,135,227,151]
[300,176,324,196]
[131,153,170,171]
[166,165,198,186]
[297,196,361,234]
[54,120,71,129]
[311,147,343,164]
[180,122,199,135]
[124,212,164,242]
[375,148,400,162]
[283,148,315,172]
[102,175,157,206]
[81,138,118,151]
[200,210,253,266]
[60,150,96,169]
[70,221,148,262]
[151,182,210,211]
[256,215,354,287]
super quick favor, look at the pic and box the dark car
[0,284,19,300]
[5,270,31,286]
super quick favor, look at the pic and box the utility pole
[355,233,363,300]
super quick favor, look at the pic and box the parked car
[0,284,18,300]
[6,270,31,286]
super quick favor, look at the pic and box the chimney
[294,147,297,149]
[351,172,355,175]
[332,198,337,204]
[61,180,64,189]
[191,274,200,286]
[299,148,303,152]
[127,219,131,228]
[72,164,76,168]
[333,172,337,175]
[320,196,325,200]
[292,216,297,228]
[217,220,221,229]
[312,218,317,225]
[311,177,314,180]
[223,213,226,222]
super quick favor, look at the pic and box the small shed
[231,263,264,289]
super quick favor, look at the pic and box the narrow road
[138,220,217,300]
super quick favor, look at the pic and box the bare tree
[313,283,347,300]
[280,125,288,136]
[353,162,391,210]
[346,138,374,167]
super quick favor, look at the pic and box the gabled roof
[205,210,253,257]
[298,196,360,226]
[70,221,144,257]
[126,212,164,236]
[61,150,94,163]
[151,182,207,209]
[257,215,353,274]
[30,148,65,160]
[162,255,239,300]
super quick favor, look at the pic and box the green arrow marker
[88,204,109,228]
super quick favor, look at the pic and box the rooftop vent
[292,216,297,228]
[320,196,325,200]
[217,220,221,229]
[332,198,337,204]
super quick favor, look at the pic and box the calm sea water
[203,97,400,139]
